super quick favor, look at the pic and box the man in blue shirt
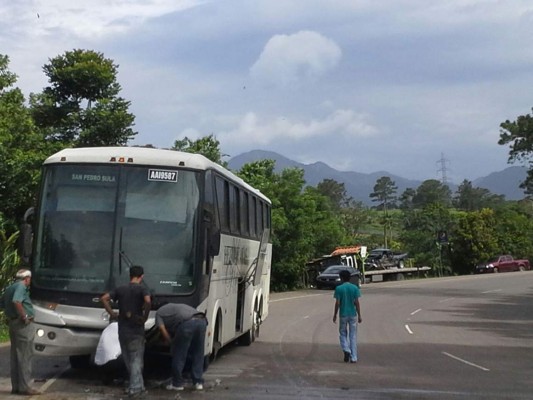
[333,270,362,363]
[2,269,41,395]
[156,303,207,391]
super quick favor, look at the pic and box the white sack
[94,322,121,366]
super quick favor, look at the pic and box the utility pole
[436,153,450,185]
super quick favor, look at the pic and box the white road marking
[439,297,455,303]
[37,364,70,394]
[405,324,414,334]
[410,308,422,316]
[482,289,502,294]
[270,293,325,303]
[442,352,490,371]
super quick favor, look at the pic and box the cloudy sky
[2,0,533,182]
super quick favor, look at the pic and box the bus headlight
[36,329,45,337]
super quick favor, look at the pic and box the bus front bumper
[33,321,101,357]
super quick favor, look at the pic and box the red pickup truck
[475,255,530,274]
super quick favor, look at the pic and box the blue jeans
[119,333,145,394]
[171,318,207,386]
[339,316,358,362]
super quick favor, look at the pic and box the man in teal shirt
[2,269,41,395]
[333,270,362,363]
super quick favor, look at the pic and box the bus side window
[249,197,256,238]
[215,176,229,233]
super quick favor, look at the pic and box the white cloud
[220,109,378,148]
[2,0,203,39]
[0,0,205,96]
[250,31,342,86]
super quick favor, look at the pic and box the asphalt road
[1,272,532,399]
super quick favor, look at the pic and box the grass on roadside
[0,313,9,343]
[0,327,7,342]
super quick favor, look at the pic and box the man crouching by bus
[101,266,151,398]
[155,303,207,391]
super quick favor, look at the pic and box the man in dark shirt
[101,266,151,398]
[156,303,207,391]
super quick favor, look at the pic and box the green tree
[412,179,452,208]
[370,176,397,247]
[401,204,455,275]
[450,209,499,274]
[237,159,277,199]
[173,134,228,167]
[340,198,369,240]
[316,179,368,241]
[498,108,533,195]
[303,186,345,257]
[453,180,505,211]
[30,49,136,147]
[0,55,50,223]
[492,204,533,259]
[369,176,397,210]
[316,179,347,210]
[0,213,20,290]
[399,187,416,211]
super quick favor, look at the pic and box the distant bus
[24,147,272,367]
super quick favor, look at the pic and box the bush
[1,214,21,342]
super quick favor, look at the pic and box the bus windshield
[33,164,201,295]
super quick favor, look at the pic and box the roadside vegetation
[1,49,533,327]
[0,214,20,341]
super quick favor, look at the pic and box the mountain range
[227,150,528,206]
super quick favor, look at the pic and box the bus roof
[44,146,271,203]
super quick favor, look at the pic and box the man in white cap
[1,269,41,395]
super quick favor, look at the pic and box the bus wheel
[69,354,91,369]
[240,303,260,346]
[210,318,222,362]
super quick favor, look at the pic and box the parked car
[475,255,530,274]
[315,265,360,289]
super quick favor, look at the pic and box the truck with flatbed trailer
[362,247,430,282]
[306,246,430,286]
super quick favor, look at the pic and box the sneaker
[343,351,350,363]
[166,384,184,391]
[350,360,357,363]
[194,383,204,390]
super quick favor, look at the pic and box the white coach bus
[23,147,272,368]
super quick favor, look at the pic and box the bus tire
[69,354,91,369]
[240,301,260,346]
[210,313,222,362]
